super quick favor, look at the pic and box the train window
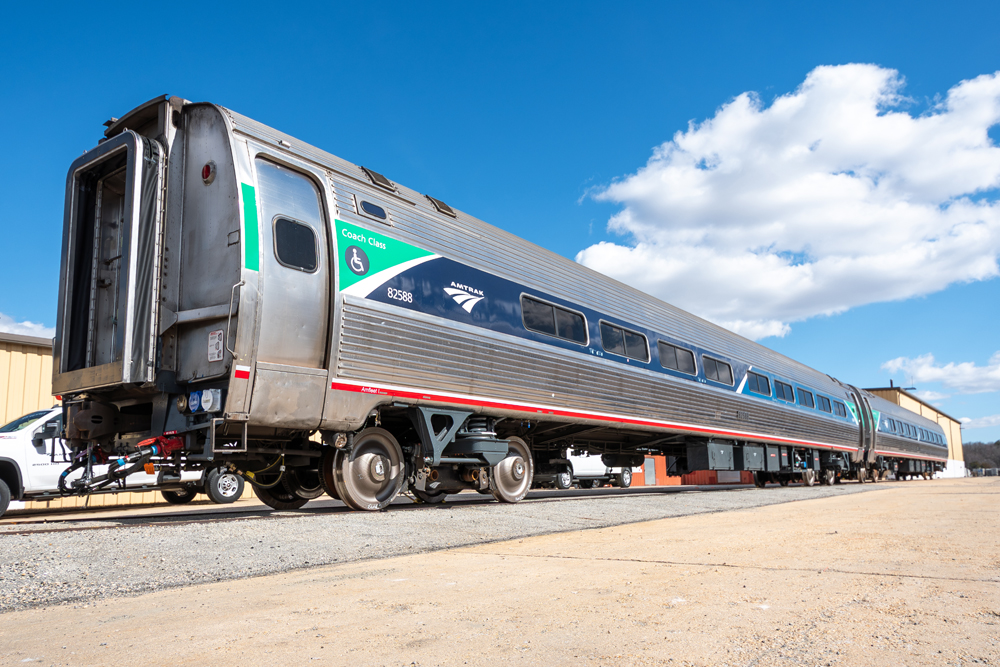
[624,330,649,362]
[817,395,832,413]
[273,218,317,272]
[746,371,771,396]
[554,307,587,344]
[775,381,795,402]
[600,322,648,361]
[522,296,556,336]
[359,200,388,220]
[703,356,734,385]
[796,388,815,409]
[600,323,625,356]
[521,296,587,345]
[658,342,697,375]
[833,401,847,417]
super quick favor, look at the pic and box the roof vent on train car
[361,167,396,192]
[425,195,457,218]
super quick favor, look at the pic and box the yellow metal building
[867,385,965,477]
[0,331,56,425]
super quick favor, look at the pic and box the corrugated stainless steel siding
[337,301,859,450]
[221,107,857,400]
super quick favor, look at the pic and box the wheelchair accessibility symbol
[345,246,370,276]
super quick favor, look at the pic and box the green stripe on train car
[241,183,260,271]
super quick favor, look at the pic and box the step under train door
[247,158,331,429]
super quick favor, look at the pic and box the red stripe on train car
[329,379,871,454]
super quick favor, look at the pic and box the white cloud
[0,312,54,339]
[961,414,1000,429]
[882,352,1000,394]
[578,64,1000,339]
[912,390,951,402]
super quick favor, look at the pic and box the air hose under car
[232,455,286,489]
[58,435,184,495]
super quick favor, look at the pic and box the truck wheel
[0,478,10,517]
[161,489,197,505]
[555,469,573,490]
[205,468,245,504]
[617,468,632,488]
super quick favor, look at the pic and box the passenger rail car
[49,96,947,511]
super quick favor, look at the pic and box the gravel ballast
[0,484,878,613]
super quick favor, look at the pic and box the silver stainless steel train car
[50,95,948,511]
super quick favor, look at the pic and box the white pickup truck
[0,408,243,518]
[568,452,637,489]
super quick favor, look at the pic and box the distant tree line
[964,441,1000,469]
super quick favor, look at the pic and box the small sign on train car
[208,330,224,362]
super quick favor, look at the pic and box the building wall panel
[0,336,56,426]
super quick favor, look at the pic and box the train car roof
[131,97,906,407]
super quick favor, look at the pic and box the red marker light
[202,161,216,185]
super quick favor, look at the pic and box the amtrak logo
[444,282,485,313]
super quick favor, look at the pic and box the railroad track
[0,483,752,535]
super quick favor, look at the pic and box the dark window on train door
[746,371,771,396]
[658,341,696,374]
[273,217,318,272]
[702,356,733,385]
[775,381,795,402]
[600,322,649,362]
[796,388,815,409]
[520,296,587,345]
[817,395,832,413]
[833,401,847,417]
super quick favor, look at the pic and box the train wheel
[490,437,533,503]
[413,489,448,504]
[255,484,309,510]
[283,466,325,500]
[858,469,867,483]
[333,428,404,511]
[555,469,573,490]
[779,477,789,487]
[802,470,817,487]
[318,448,340,500]
[822,470,836,486]
[752,472,766,488]
[870,469,880,484]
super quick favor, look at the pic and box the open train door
[245,158,331,430]
[54,131,166,393]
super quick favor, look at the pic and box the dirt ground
[1,477,997,667]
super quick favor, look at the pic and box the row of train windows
[520,296,735,380]
[746,370,847,416]
[883,418,944,444]
[519,296,845,417]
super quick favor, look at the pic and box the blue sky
[1,1,998,443]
